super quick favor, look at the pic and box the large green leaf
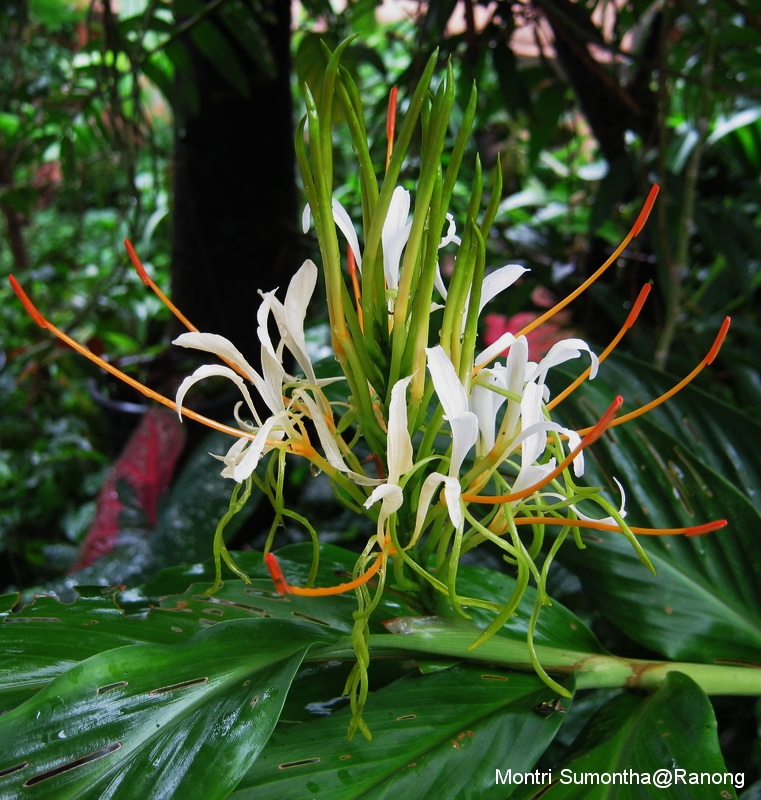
[510,672,738,799]
[552,353,761,663]
[0,618,333,800]
[0,545,421,711]
[234,665,571,799]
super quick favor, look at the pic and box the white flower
[364,376,414,539]
[302,200,362,270]
[173,332,290,482]
[410,347,478,538]
[381,187,413,294]
[172,261,333,483]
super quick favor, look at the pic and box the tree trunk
[171,0,299,367]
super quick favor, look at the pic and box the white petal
[175,364,261,425]
[332,198,362,271]
[470,366,508,453]
[511,460,557,497]
[502,336,529,439]
[411,472,464,545]
[301,203,312,234]
[434,262,448,300]
[173,332,259,383]
[519,381,547,466]
[533,338,599,385]
[478,264,529,315]
[439,213,461,248]
[426,346,467,418]
[279,260,319,383]
[475,332,516,369]
[387,376,414,482]
[382,188,412,292]
[226,417,280,482]
[448,412,479,476]
[571,477,627,524]
[254,347,286,415]
[441,475,464,530]
[295,390,380,486]
[364,483,404,516]
[256,290,279,362]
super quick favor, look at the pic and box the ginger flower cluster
[9,46,729,736]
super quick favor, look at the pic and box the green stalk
[361,51,440,348]
[388,64,455,389]
[313,624,761,697]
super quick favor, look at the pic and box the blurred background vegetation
[1,0,760,596]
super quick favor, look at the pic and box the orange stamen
[9,276,256,443]
[548,283,652,410]
[511,516,727,537]
[515,185,659,341]
[348,247,364,332]
[386,86,398,172]
[264,552,290,596]
[124,240,197,332]
[264,549,387,597]
[124,240,252,381]
[576,316,731,434]
[463,396,623,505]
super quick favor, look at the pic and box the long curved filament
[548,283,652,410]
[511,516,727,537]
[265,550,385,596]
[515,184,659,341]
[124,239,197,332]
[463,395,623,505]
[9,275,255,443]
[576,316,730,434]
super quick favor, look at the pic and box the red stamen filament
[264,549,387,597]
[548,283,651,410]
[124,239,197,332]
[348,247,364,333]
[9,275,256,443]
[510,516,727,537]
[515,185,659,341]
[124,240,252,381]
[576,316,731,435]
[463,396,623,505]
[386,86,398,172]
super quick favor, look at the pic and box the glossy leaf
[436,564,604,653]
[0,544,420,711]
[552,354,761,663]
[234,665,571,799]
[0,618,334,800]
[510,672,738,799]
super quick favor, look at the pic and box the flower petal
[387,375,414,482]
[382,187,412,292]
[475,331,516,369]
[173,332,260,382]
[478,264,529,315]
[332,198,362,271]
[412,472,464,545]
[295,390,380,486]
[530,338,599,385]
[175,364,261,426]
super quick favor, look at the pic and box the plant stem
[313,621,761,697]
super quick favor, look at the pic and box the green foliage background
[1,1,760,797]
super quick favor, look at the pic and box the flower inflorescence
[10,44,729,738]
